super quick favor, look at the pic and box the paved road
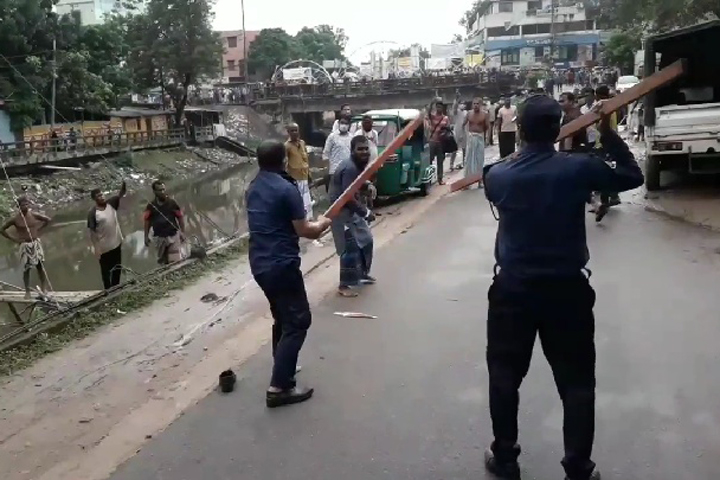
[110,190,720,480]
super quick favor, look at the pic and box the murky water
[0,158,329,331]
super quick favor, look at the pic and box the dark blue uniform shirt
[485,129,644,279]
[246,170,306,276]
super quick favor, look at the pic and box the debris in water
[333,311,378,319]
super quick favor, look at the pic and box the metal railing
[0,126,215,165]
[254,71,520,100]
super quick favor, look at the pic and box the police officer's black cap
[519,95,562,131]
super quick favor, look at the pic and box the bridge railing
[254,71,519,100]
[0,128,195,166]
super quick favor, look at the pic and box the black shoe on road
[595,203,609,222]
[565,469,601,480]
[266,386,314,408]
[484,448,521,480]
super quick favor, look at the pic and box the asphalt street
[109,189,720,480]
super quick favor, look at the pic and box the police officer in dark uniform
[246,140,331,408]
[482,96,644,480]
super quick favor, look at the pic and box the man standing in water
[329,136,375,298]
[1,196,51,298]
[462,97,490,188]
[143,181,185,265]
[87,181,127,289]
[482,95,643,480]
[246,140,331,408]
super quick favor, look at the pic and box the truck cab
[643,21,720,191]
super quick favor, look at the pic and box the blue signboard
[486,33,600,51]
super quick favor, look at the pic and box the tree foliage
[603,30,642,74]
[247,26,349,78]
[593,0,720,31]
[124,0,223,124]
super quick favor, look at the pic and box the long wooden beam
[323,112,426,219]
[449,59,687,193]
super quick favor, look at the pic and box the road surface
[109,190,720,480]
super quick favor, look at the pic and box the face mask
[338,125,349,133]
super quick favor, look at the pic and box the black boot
[565,468,601,480]
[484,445,521,480]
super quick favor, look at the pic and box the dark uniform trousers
[254,263,312,390]
[487,270,597,480]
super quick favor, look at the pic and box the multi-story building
[217,30,260,83]
[466,0,604,68]
[55,0,125,25]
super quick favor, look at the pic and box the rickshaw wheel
[419,182,430,197]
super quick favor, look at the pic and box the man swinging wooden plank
[449,59,687,193]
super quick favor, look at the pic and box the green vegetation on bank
[0,238,248,378]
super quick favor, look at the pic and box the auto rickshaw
[350,109,435,200]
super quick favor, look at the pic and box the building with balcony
[217,30,260,83]
[466,0,605,68]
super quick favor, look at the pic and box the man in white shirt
[331,104,356,134]
[353,115,379,162]
[579,88,598,147]
[322,117,353,192]
[87,181,126,289]
[496,98,518,158]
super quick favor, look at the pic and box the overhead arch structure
[271,60,333,84]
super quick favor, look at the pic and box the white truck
[643,20,720,191]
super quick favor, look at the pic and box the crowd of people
[0,180,188,298]
[244,75,645,480]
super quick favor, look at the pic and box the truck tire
[645,155,662,191]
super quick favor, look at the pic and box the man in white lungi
[285,123,322,246]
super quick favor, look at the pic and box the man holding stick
[481,95,644,480]
[246,140,331,408]
[328,135,376,298]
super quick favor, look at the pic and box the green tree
[247,28,301,78]
[313,25,349,50]
[603,30,642,73]
[593,0,720,31]
[295,26,345,63]
[125,0,223,124]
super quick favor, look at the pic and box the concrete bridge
[250,71,523,146]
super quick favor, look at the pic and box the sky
[212,0,473,64]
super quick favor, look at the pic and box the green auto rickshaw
[351,109,435,200]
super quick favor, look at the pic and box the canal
[0,159,329,330]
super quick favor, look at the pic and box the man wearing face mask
[332,104,355,134]
[322,117,354,193]
[328,135,376,298]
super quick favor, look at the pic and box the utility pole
[51,38,57,128]
[549,0,556,64]
[241,0,248,82]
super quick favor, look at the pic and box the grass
[0,238,249,379]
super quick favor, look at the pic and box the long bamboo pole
[449,59,687,193]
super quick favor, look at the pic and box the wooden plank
[449,59,687,193]
[0,290,101,304]
[39,165,83,171]
[323,112,426,219]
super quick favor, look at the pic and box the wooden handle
[449,59,686,193]
[323,112,426,219]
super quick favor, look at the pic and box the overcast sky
[212,0,471,63]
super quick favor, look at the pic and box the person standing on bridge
[246,140,331,408]
[1,196,52,298]
[87,181,127,289]
[482,95,644,480]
